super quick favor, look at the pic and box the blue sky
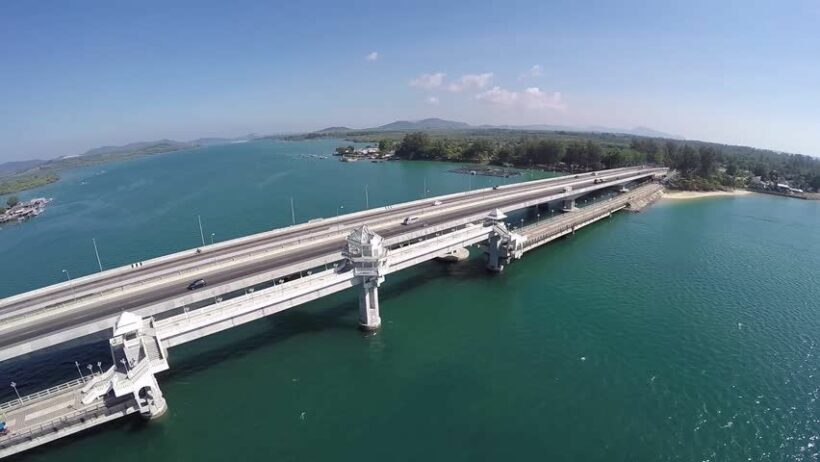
[1,0,819,161]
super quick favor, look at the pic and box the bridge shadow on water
[0,254,496,406]
[160,254,495,381]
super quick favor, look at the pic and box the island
[0,196,51,224]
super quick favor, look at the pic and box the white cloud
[476,86,565,110]
[365,51,379,62]
[410,72,446,89]
[447,73,493,92]
[426,96,440,105]
[519,64,543,80]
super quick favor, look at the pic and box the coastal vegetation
[380,130,820,192]
[0,174,59,196]
[0,140,195,195]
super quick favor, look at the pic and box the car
[187,278,207,290]
[432,200,443,206]
[492,185,500,190]
[594,178,606,184]
[402,216,420,225]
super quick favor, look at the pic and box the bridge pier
[78,312,170,421]
[345,226,388,331]
[562,198,577,212]
[358,277,382,330]
[484,209,525,272]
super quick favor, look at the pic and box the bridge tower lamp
[62,269,75,297]
[97,361,103,375]
[197,215,205,246]
[74,361,85,382]
[92,238,104,272]
[9,382,22,406]
[87,364,94,377]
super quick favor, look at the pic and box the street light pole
[365,185,370,209]
[197,215,205,246]
[210,233,215,245]
[290,197,296,225]
[97,361,103,375]
[75,361,85,382]
[92,238,103,272]
[62,269,75,297]
[337,205,344,217]
[10,382,22,406]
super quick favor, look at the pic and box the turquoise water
[0,140,818,461]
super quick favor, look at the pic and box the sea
[0,139,817,461]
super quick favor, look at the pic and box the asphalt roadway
[0,168,662,352]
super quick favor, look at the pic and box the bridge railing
[520,183,663,248]
[0,375,95,413]
[0,400,132,450]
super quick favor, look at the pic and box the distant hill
[315,126,353,134]
[301,118,681,139]
[190,134,259,146]
[81,139,196,158]
[0,159,46,177]
[376,118,471,131]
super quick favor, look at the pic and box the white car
[432,200,443,206]
[402,216,420,225]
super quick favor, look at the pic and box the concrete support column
[562,198,577,212]
[486,233,505,272]
[358,278,381,330]
[136,374,167,420]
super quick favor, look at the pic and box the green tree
[6,196,19,208]
[582,141,602,169]
[378,139,395,152]
[563,141,585,168]
[698,147,718,177]
[602,149,626,169]
[395,132,432,160]
[462,140,495,162]
[522,139,563,165]
[810,175,820,192]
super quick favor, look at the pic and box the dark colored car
[187,278,207,290]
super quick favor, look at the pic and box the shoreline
[662,189,754,200]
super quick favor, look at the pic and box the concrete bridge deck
[0,376,137,459]
[0,171,669,458]
[0,167,667,362]
[0,167,645,319]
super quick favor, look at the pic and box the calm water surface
[0,140,817,461]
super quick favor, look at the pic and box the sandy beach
[662,189,754,200]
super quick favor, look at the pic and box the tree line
[388,132,820,192]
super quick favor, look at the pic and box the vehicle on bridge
[187,278,207,290]
[594,178,606,184]
[432,200,442,206]
[402,216,420,225]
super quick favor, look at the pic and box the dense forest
[386,131,820,192]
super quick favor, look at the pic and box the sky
[1,0,819,162]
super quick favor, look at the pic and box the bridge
[0,166,666,458]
